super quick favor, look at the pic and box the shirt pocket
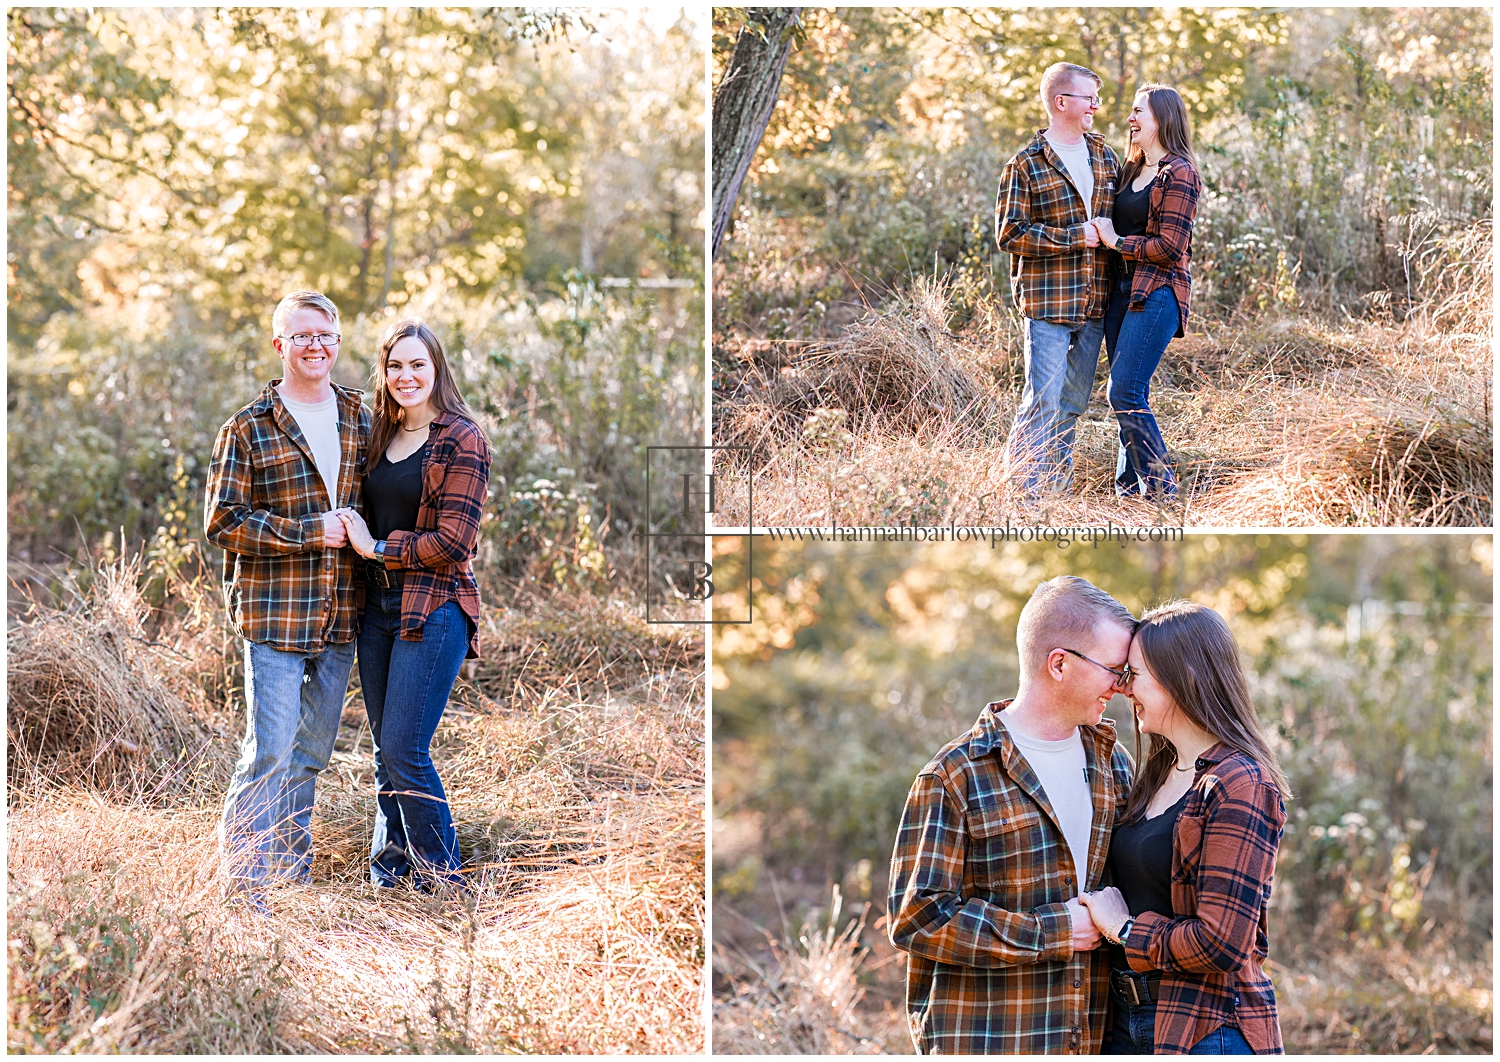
[1171,810,1206,911]
[1032,164,1081,224]
[969,796,1049,899]
[251,447,311,507]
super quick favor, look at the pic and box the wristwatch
[373,539,387,562]
[1110,917,1135,946]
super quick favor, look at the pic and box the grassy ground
[8,557,705,1053]
[713,259,1491,528]
[711,884,1493,1055]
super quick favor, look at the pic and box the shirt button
[1073,979,1081,988]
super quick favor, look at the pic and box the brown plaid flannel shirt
[1113,153,1202,338]
[995,130,1121,325]
[204,380,371,652]
[373,412,492,659]
[1120,744,1286,1054]
[889,701,1135,1054]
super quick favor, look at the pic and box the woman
[1090,85,1202,500]
[1080,602,1290,1054]
[336,318,491,891]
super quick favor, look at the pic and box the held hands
[1091,216,1120,249]
[1082,219,1101,248]
[335,508,377,559]
[1063,896,1104,952]
[321,511,349,548]
[1078,887,1133,943]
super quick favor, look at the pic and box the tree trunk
[710,7,802,260]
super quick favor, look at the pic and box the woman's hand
[336,508,377,559]
[1092,215,1120,249]
[1079,886,1132,941]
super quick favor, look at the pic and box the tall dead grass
[8,555,706,1053]
[713,222,1491,528]
[714,887,908,1055]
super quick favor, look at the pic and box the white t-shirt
[277,387,342,507]
[1044,131,1095,219]
[1001,710,1095,893]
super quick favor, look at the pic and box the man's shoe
[226,889,273,919]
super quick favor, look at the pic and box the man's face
[1054,620,1133,727]
[1055,76,1101,131]
[274,306,341,388]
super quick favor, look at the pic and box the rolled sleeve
[1116,164,1201,268]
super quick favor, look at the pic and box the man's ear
[1046,648,1068,683]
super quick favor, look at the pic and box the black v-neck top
[364,442,428,541]
[1107,787,1189,970]
[1113,175,1155,238]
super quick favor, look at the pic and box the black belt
[365,562,405,590]
[1110,968,1163,1006]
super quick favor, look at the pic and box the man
[205,290,370,910]
[888,575,1136,1053]
[996,63,1120,498]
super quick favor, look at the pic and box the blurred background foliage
[9,7,703,587]
[712,6,1491,333]
[711,535,1492,982]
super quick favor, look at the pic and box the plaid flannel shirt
[1113,153,1201,338]
[995,130,1120,324]
[204,380,371,652]
[374,412,491,659]
[1120,744,1286,1054]
[889,701,1134,1054]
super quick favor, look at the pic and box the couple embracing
[889,576,1290,1054]
[999,62,1200,502]
[204,290,492,913]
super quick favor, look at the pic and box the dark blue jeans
[358,591,470,888]
[1103,276,1180,499]
[1109,996,1255,1054]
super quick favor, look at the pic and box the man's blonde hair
[1016,575,1135,675]
[1040,62,1103,116]
[272,290,340,338]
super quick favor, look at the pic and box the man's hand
[1092,216,1119,249]
[1064,896,1103,951]
[321,511,348,548]
[1082,219,1101,248]
[1079,887,1132,941]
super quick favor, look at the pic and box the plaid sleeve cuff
[1034,902,1076,962]
[383,528,411,568]
[1123,909,1167,972]
[300,512,324,549]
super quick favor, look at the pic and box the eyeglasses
[1059,647,1134,684]
[281,332,341,348]
[1058,92,1103,106]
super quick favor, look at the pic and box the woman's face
[1128,92,1159,155]
[385,335,438,415]
[1126,636,1177,736]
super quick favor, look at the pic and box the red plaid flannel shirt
[204,380,370,652]
[373,412,492,659]
[1120,744,1286,1054]
[1113,153,1201,338]
[888,702,1134,1054]
[995,130,1121,324]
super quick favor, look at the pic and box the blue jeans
[1109,996,1255,1054]
[358,591,469,888]
[1103,277,1180,498]
[1004,314,1105,495]
[220,637,356,890]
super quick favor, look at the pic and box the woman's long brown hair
[1121,601,1291,824]
[364,318,476,474]
[1119,83,1198,192]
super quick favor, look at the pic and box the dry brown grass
[713,225,1491,528]
[8,557,705,1053]
[713,888,909,1055]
